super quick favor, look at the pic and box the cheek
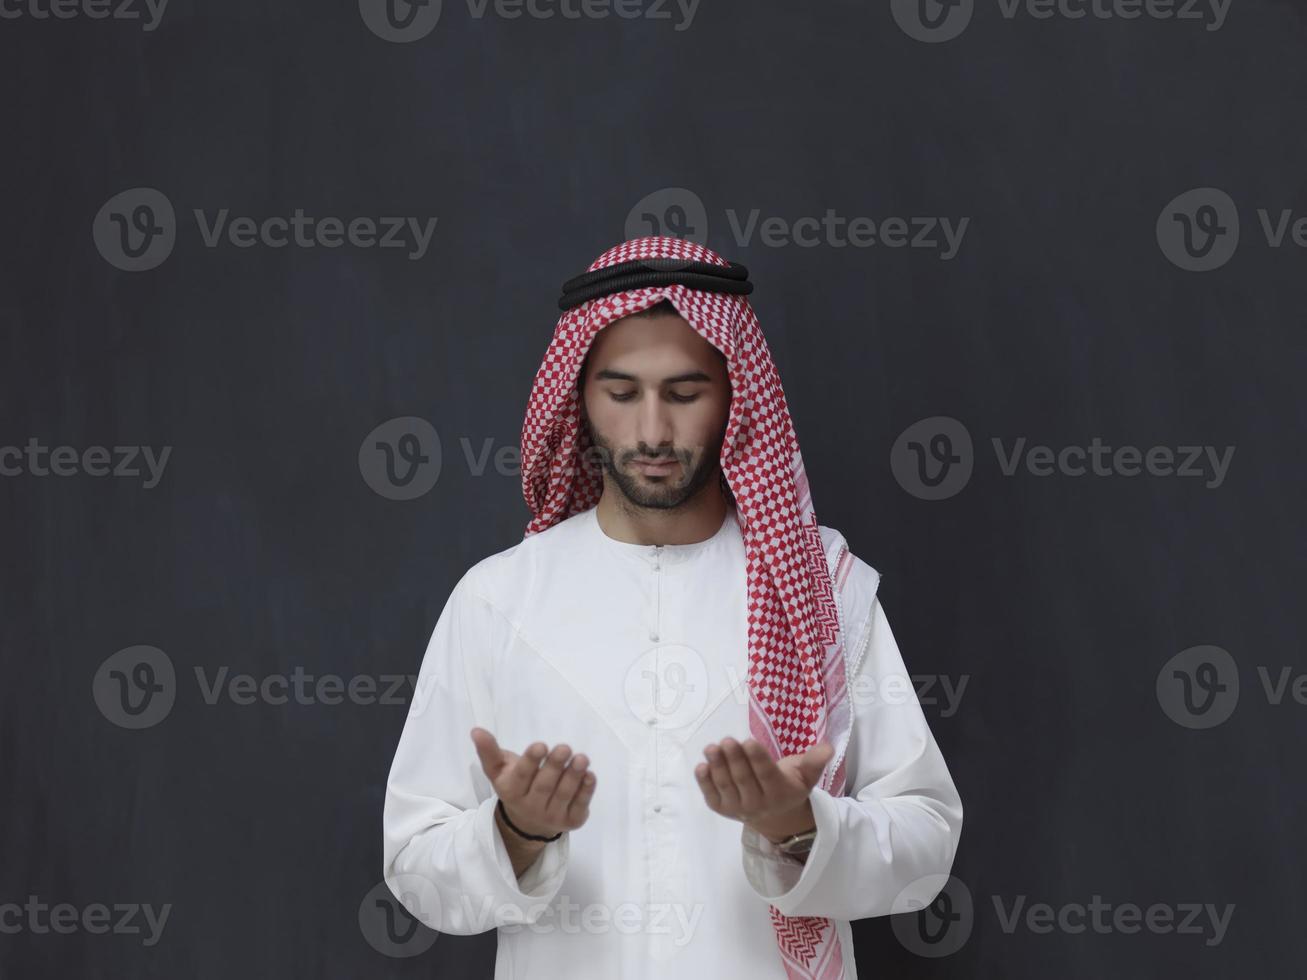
[584,399,625,442]
[682,400,730,452]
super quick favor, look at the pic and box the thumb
[795,741,834,788]
[470,727,506,779]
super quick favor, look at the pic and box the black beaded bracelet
[496,798,562,843]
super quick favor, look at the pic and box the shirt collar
[587,504,738,566]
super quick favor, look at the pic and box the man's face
[579,308,731,511]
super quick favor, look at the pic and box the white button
[648,630,659,641]
[646,717,657,726]
[652,804,663,813]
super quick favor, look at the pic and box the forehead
[585,312,726,377]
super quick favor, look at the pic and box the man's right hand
[470,727,596,839]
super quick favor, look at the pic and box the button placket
[648,545,663,821]
[648,544,661,641]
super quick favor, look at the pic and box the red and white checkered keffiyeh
[520,236,853,980]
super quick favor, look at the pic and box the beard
[581,420,722,512]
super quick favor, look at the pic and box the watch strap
[772,826,818,854]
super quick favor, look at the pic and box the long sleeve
[382,572,571,934]
[739,576,963,920]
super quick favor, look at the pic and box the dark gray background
[3,0,1305,976]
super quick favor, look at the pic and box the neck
[595,481,730,546]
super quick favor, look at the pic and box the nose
[634,394,674,453]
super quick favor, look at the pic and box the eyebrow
[594,369,715,385]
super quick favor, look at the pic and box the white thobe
[382,504,963,979]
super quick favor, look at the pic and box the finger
[566,770,597,825]
[704,743,740,811]
[500,741,549,800]
[694,762,722,812]
[526,743,573,807]
[720,737,764,810]
[546,753,589,815]
[742,739,788,796]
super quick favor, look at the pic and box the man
[382,236,963,979]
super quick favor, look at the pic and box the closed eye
[608,391,701,404]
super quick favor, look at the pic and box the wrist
[748,800,816,844]
[496,798,561,843]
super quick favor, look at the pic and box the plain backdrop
[2,0,1305,977]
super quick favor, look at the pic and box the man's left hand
[694,737,833,843]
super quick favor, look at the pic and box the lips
[633,458,679,474]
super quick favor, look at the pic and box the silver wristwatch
[772,827,818,857]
